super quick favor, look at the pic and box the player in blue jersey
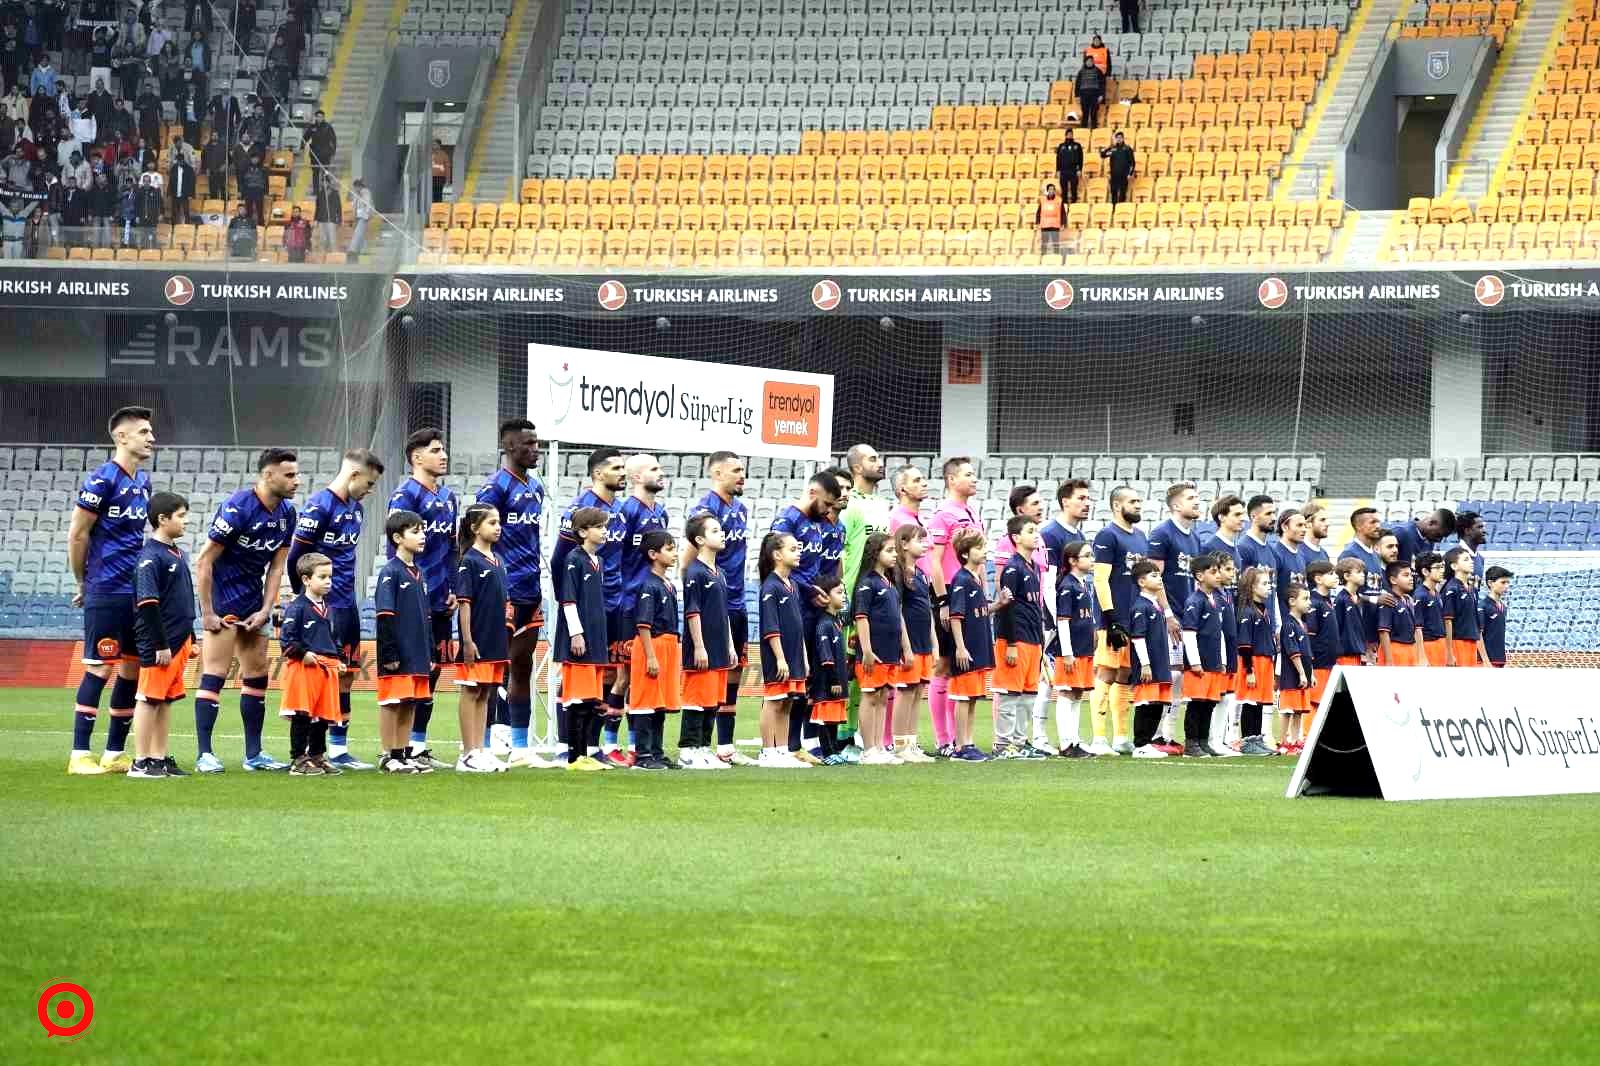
[1300,501,1332,565]
[1392,507,1456,570]
[475,419,549,767]
[286,447,384,771]
[607,452,671,757]
[770,470,842,759]
[1270,509,1310,620]
[1340,507,1395,655]
[194,448,299,773]
[1454,511,1487,584]
[1091,485,1149,754]
[1040,478,1092,575]
[1148,482,1203,753]
[689,450,755,765]
[385,427,457,769]
[66,405,156,776]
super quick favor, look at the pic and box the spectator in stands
[235,0,258,42]
[62,17,90,76]
[0,24,21,93]
[41,168,61,243]
[135,83,160,146]
[87,78,113,131]
[1035,181,1062,254]
[8,116,30,154]
[114,38,143,102]
[114,146,140,189]
[209,90,239,143]
[3,84,26,125]
[314,169,340,251]
[301,109,336,179]
[107,97,133,143]
[266,30,291,100]
[145,19,171,59]
[227,200,256,258]
[1054,126,1082,204]
[348,177,371,255]
[118,5,146,53]
[1086,34,1111,79]
[1073,55,1104,131]
[1101,130,1135,205]
[70,103,96,147]
[167,142,192,222]
[56,127,80,171]
[179,81,203,146]
[169,134,196,170]
[3,148,31,188]
[136,169,161,244]
[29,54,56,99]
[89,27,116,91]
[430,137,450,202]
[240,155,265,224]
[0,192,36,256]
[90,169,113,246]
[158,42,184,102]
[130,135,157,173]
[42,0,66,52]
[284,202,309,262]
[184,0,212,33]
[60,171,88,239]
[71,147,90,189]
[201,132,223,197]
[117,174,137,244]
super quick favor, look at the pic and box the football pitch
[3,686,1597,1065]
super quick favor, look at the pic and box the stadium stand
[1398,0,1522,45]
[413,0,1354,268]
[397,0,515,46]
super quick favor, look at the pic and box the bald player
[839,444,893,755]
[1091,485,1149,754]
[1147,482,1203,753]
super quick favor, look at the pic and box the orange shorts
[1422,639,1447,667]
[136,638,193,703]
[1131,680,1173,705]
[681,668,727,709]
[1052,653,1095,691]
[1385,641,1420,666]
[561,662,607,703]
[280,657,343,722]
[1185,668,1231,701]
[1279,687,1313,712]
[1309,666,1333,705]
[629,633,682,711]
[377,673,432,705]
[855,659,898,691]
[1451,638,1482,666]
[452,660,507,687]
[809,698,847,723]
[991,640,1042,693]
[893,651,934,687]
[1337,655,1363,668]
[764,678,806,700]
[948,668,992,701]
[1093,629,1132,671]
[1233,655,1276,703]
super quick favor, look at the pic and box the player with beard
[770,472,843,761]
[1092,485,1149,754]
[615,454,671,760]
[1300,501,1331,564]
[690,451,755,765]
[840,445,893,756]
[1147,482,1203,754]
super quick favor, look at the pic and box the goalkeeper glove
[1102,608,1130,650]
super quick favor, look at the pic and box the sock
[510,695,532,749]
[105,713,132,755]
[716,711,735,749]
[1091,677,1111,739]
[927,676,953,747]
[1213,693,1235,747]
[587,712,604,754]
[1158,703,1178,741]
[603,691,625,748]
[1054,693,1079,748]
[410,699,433,749]
[310,719,329,757]
[1031,684,1050,739]
[566,704,587,762]
[651,709,666,758]
[195,673,225,756]
[1111,683,1132,741]
[240,676,268,759]
[289,713,310,757]
[679,707,701,749]
[71,672,109,752]
[1133,703,1162,747]
[329,691,351,751]
[390,747,408,762]
[787,697,806,750]
[1242,703,1263,739]
[628,712,653,759]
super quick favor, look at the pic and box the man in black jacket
[1055,127,1084,204]
[61,174,90,240]
[201,134,225,198]
[227,200,256,258]
[1101,130,1136,205]
[1120,0,1141,34]
[135,87,162,147]
[1074,55,1105,131]
[300,110,336,178]
[168,150,194,222]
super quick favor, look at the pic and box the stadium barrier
[1289,666,1600,801]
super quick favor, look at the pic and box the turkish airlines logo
[164,275,194,306]
[388,278,413,310]
[597,280,628,311]
[1474,274,1505,307]
[811,279,841,311]
[1043,279,1074,310]
[1257,276,1288,309]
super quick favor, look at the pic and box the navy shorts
[935,617,956,660]
[83,596,138,664]
[214,593,265,624]
[510,601,544,639]
[331,605,362,668]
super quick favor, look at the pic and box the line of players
[61,405,1517,776]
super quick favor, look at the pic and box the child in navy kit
[947,529,995,762]
[1378,562,1421,666]
[890,524,937,763]
[453,504,512,773]
[374,511,436,774]
[1179,552,1228,758]
[758,532,810,768]
[629,529,682,771]
[1442,546,1487,667]
[680,513,735,771]
[808,575,850,762]
[129,492,195,779]
[555,506,613,771]
[1334,558,1370,668]
[1233,566,1278,756]
[854,531,908,766]
[1415,551,1448,667]
[992,515,1047,759]
[1052,540,1100,758]
[1277,586,1314,755]
[1127,561,1172,759]
[1303,559,1343,735]
[280,553,346,776]
[1480,566,1512,667]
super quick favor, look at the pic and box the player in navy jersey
[475,419,546,765]
[1334,558,1371,666]
[550,447,628,761]
[194,448,299,773]
[286,447,384,771]
[1040,478,1092,575]
[1480,566,1512,666]
[769,471,842,758]
[1392,508,1456,570]
[1300,502,1332,565]
[1454,511,1487,585]
[1270,509,1310,620]
[129,491,194,778]
[1340,507,1394,654]
[1092,485,1149,754]
[1414,551,1448,666]
[1303,560,1342,735]
[385,428,457,769]
[610,453,671,756]
[66,405,156,776]
[1238,494,1278,612]
[689,451,752,763]
[1201,494,1246,591]
[1148,482,1203,753]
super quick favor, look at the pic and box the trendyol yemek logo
[547,361,575,426]
[37,979,94,1042]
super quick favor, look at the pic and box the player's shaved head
[846,444,883,485]
[627,453,665,495]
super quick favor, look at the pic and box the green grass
[3,685,1598,1065]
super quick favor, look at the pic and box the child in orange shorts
[1303,560,1343,736]
[1178,552,1230,757]
[1233,565,1279,756]
[129,491,195,778]
[279,553,346,775]
[946,529,994,761]
[628,529,683,770]
[1127,561,1173,757]
[808,576,850,750]
[1276,586,1314,755]
[374,511,436,774]
[757,532,810,768]
[451,504,512,773]
[853,531,907,765]
[1378,562,1421,667]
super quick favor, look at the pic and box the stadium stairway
[1287,0,1408,199]
[460,0,546,202]
[1445,0,1568,199]
[1338,206,1398,261]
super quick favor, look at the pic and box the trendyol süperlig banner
[1288,666,1600,802]
[526,342,835,462]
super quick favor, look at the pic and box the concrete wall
[1340,46,1400,210]
[362,46,492,215]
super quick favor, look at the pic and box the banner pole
[542,438,560,754]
